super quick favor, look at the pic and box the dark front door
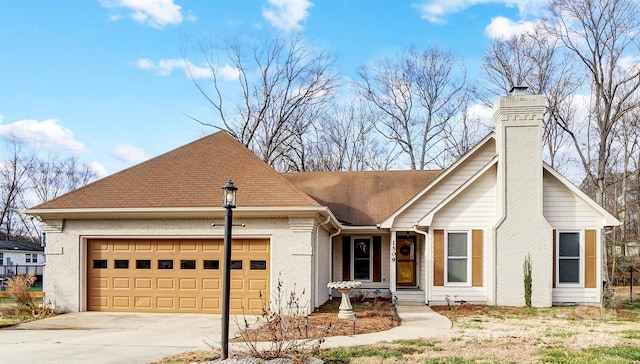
[396,237,416,286]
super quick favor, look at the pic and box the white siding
[430,287,487,305]
[431,166,497,228]
[394,139,496,228]
[552,288,600,305]
[543,172,600,228]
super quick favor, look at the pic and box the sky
[0,0,548,178]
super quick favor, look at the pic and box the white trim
[380,133,497,228]
[543,164,621,226]
[418,156,498,226]
[445,230,471,286]
[555,230,583,288]
[352,236,373,282]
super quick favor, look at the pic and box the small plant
[6,274,38,314]
[523,253,532,307]
[231,274,328,360]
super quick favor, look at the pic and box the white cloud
[90,161,109,179]
[100,0,191,28]
[262,0,313,31]
[111,143,150,163]
[136,58,240,80]
[414,0,546,24]
[0,117,87,153]
[485,16,538,39]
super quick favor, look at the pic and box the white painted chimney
[493,90,553,307]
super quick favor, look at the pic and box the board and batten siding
[394,139,496,228]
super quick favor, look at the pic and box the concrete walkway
[0,306,451,363]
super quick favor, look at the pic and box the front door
[396,237,416,286]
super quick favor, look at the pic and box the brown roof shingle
[32,131,320,210]
[283,170,442,226]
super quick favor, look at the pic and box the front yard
[157,298,640,363]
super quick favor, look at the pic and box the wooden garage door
[87,238,269,314]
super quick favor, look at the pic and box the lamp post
[221,180,237,360]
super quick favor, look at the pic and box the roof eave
[24,206,340,225]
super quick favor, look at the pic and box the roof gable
[32,131,320,210]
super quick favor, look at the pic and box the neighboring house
[0,240,45,287]
[26,93,620,314]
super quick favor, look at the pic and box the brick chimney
[493,89,553,307]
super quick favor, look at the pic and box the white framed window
[25,253,31,263]
[446,231,470,285]
[0,252,3,265]
[352,237,372,281]
[557,231,582,286]
[32,254,38,263]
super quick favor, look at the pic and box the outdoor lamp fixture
[220,179,237,360]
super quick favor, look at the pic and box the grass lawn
[156,294,640,363]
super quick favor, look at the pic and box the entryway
[396,236,416,286]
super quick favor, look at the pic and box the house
[25,93,620,313]
[0,240,45,287]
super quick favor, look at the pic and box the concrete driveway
[0,312,240,364]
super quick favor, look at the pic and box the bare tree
[188,34,339,170]
[545,0,640,205]
[284,100,397,172]
[482,27,581,171]
[355,46,472,170]
[29,154,97,204]
[0,138,35,240]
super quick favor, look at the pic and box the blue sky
[0,0,547,177]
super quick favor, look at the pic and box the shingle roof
[283,170,442,226]
[31,131,320,210]
[0,240,43,252]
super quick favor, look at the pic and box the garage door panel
[156,278,175,290]
[134,296,152,308]
[179,278,197,290]
[156,297,175,309]
[135,278,152,289]
[179,297,197,309]
[87,238,269,313]
[112,277,130,289]
[202,278,220,290]
[113,296,130,308]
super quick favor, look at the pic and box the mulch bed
[232,298,401,341]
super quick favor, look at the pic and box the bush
[523,254,532,307]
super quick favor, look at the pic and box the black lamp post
[221,179,237,360]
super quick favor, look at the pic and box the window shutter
[585,229,597,288]
[373,236,382,282]
[552,230,556,288]
[433,229,444,286]
[342,236,351,280]
[472,230,483,287]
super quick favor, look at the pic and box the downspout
[315,214,332,309]
[413,224,429,305]
[328,226,342,301]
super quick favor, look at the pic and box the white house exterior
[26,93,620,313]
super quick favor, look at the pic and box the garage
[86,238,270,314]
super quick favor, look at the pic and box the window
[558,231,581,285]
[0,252,3,265]
[230,260,243,270]
[136,260,151,269]
[203,260,219,270]
[180,260,196,269]
[446,231,469,284]
[114,260,129,269]
[25,254,31,263]
[158,260,174,269]
[93,260,108,269]
[32,254,37,263]
[250,260,267,270]
[353,237,371,280]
